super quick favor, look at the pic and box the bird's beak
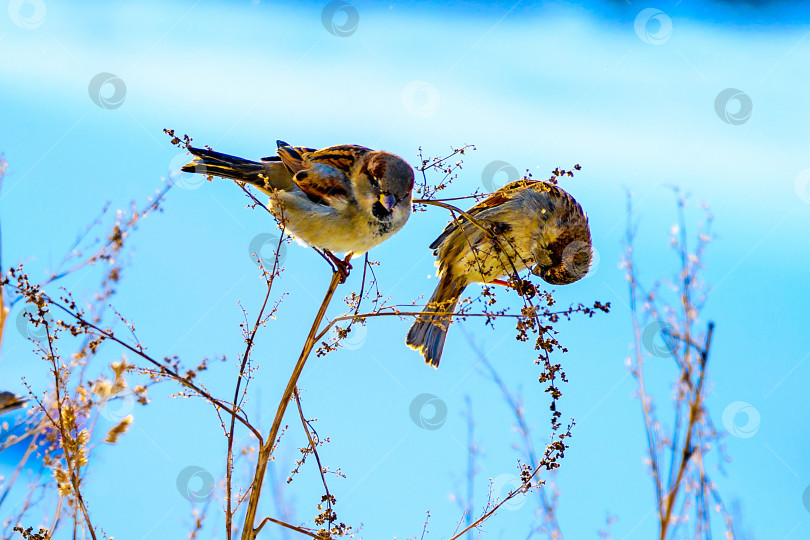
[380,193,397,212]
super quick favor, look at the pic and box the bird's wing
[428,179,542,250]
[272,142,381,205]
[303,144,371,173]
[289,144,372,206]
[274,141,318,175]
[290,168,350,205]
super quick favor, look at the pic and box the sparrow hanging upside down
[407,179,592,368]
[181,141,415,276]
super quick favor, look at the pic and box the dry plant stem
[227,250,283,539]
[625,192,727,539]
[241,260,347,540]
[666,196,693,494]
[0,160,6,354]
[45,326,97,540]
[0,286,7,354]
[0,430,41,509]
[419,512,430,540]
[420,195,485,203]
[10,478,48,536]
[38,297,260,439]
[412,199,491,237]
[49,498,62,539]
[42,183,171,287]
[625,195,665,522]
[293,390,335,533]
[477,354,563,537]
[464,395,474,538]
[414,198,531,292]
[446,336,573,540]
[255,516,318,539]
[447,460,547,540]
[4,182,172,317]
[312,303,603,346]
[659,323,714,540]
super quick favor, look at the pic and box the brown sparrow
[182,141,414,261]
[407,179,592,367]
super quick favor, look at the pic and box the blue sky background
[1,0,810,538]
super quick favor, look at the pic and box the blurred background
[1,0,809,538]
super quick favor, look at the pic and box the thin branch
[31,294,261,440]
[226,241,285,538]
[240,258,348,540]
[254,516,319,539]
[292,389,341,536]
[624,191,665,522]
[659,323,714,540]
[466,333,564,539]
[465,395,474,540]
[0,157,6,355]
[447,429,569,540]
[44,323,98,540]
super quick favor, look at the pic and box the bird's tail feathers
[406,278,465,368]
[181,146,291,190]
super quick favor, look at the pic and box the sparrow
[181,141,414,263]
[0,391,26,414]
[406,179,592,367]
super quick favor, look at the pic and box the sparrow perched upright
[181,141,414,259]
[407,179,592,368]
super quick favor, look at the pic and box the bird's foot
[492,278,536,298]
[323,250,353,283]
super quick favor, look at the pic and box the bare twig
[226,240,285,538]
[624,191,732,540]
[659,323,714,539]
[240,257,348,540]
[254,515,319,539]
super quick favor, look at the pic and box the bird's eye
[369,175,380,188]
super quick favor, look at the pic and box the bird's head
[535,238,592,285]
[532,190,592,285]
[355,151,414,221]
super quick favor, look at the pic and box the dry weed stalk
[0,154,169,538]
[624,190,736,540]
